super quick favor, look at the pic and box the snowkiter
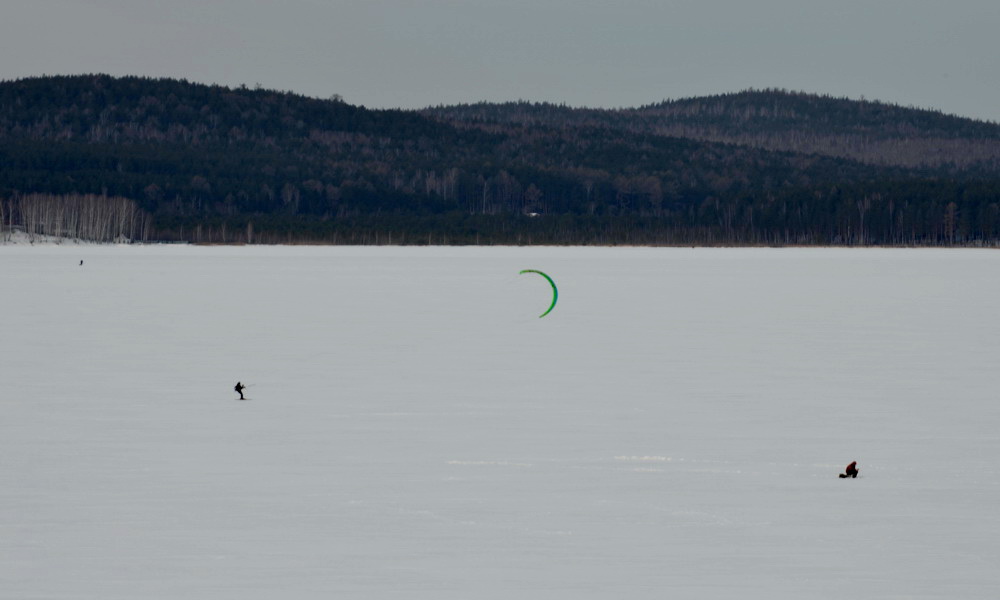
[235,382,246,400]
[839,461,859,478]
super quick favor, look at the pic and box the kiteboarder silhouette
[839,461,859,478]
[234,381,246,400]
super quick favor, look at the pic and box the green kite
[519,269,558,318]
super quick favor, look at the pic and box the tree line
[2,75,1000,245]
[2,193,151,243]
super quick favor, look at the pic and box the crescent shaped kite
[519,269,558,318]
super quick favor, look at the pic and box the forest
[2,74,1000,245]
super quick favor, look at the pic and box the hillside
[2,75,1000,245]
[426,90,1000,170]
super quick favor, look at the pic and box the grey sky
[3,0,999,122]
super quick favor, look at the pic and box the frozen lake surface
[3,245,1000,599]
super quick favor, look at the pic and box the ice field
[2,244,1000,599]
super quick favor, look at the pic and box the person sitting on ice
[234,381,246,400]
[839,461,859,478]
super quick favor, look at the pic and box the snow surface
[2,245,1000,599]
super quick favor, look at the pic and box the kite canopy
[519,269,558,318]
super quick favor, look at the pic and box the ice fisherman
[839,461,859,479]
[235,381,246,400]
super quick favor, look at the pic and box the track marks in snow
[443,455,845,480]
[614,455,672,462]
[346,501,574,537]
[446,460,533,468]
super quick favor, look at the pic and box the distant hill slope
[425,90,1000,169]
[2,75,1000,245]
[0,74,448,142]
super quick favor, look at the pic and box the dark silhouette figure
[79,260,83,266]
[235,381,246,400]
[839,461,859,478]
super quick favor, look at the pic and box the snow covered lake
[3,245,999,599]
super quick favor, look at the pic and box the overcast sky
[3,0,999,121]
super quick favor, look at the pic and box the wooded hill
[2,74,999,245]
[427,91,1000,170]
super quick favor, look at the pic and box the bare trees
[10,193,150,242]
[0,197,9,242]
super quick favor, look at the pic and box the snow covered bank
[0,229,109,245]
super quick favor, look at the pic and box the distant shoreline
[4,231,998,250]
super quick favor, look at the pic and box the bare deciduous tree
[12,193,150,243]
